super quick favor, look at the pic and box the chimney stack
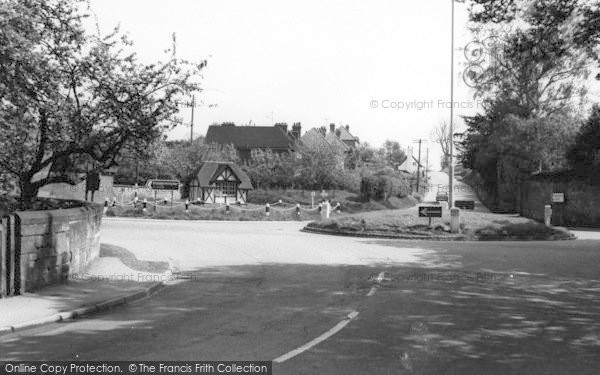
[329,123,335,133]
[345,124,350,131]
[291,122,302,140]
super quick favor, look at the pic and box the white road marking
[367,271,386,297]
[273,311,360,363]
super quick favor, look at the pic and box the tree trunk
[19,180,39,206]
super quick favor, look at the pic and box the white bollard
[544,205,552,226]
[450,207,460,233]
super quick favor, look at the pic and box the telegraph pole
[413,139,427,193]
[190,95,195,143]
[426,147,429,182]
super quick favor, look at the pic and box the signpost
[418,205,442,226]
[552,193,565,203]
[147,180,180,209]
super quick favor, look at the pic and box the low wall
[521,173,600,227]
[15,204,102,292]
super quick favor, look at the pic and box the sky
[87,0,484,169]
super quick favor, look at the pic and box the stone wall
[520,173,600,227]
[15,203,102,292]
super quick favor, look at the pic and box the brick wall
[520,174,600,227]
[15,204,102,292]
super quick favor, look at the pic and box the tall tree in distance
[430,121,452,170]
[0,0,205,205]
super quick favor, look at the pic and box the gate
[1,215,18,297]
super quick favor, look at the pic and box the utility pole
[413,139,427,193]
[190,95,195,143]
[426,147,429,182]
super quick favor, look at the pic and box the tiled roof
[205,125,294,150]
[196,161,253,190]
[338,126,359,143]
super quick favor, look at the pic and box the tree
[459,0,600,211]
[0,0,204,204]
[430,121,452,169]
[568,105,600,174]
[465,0,599,117]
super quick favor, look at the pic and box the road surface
[1,219,599,374]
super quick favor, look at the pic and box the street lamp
[448,0,458,208]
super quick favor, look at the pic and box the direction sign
[147,179,180,190]
[418,206,442,218]
[552,193,565,203]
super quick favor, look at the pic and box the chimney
[345,124,350,131]
[329,123,335,133]
[274,122,288,134]
[291,122,302,140]
[320,126,327,136]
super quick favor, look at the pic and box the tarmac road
[1,219,600,374]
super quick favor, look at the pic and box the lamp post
[448,0,456,209]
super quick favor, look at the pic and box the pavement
[1,218,599,374]
[0,244,170,334]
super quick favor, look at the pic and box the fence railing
[0,215,18,298]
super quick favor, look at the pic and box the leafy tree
[459,0,600,211]
[568,105,600,174]
[0,0,204,204]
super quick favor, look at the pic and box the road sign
[552,193,565,203]
[418,206,442,218]
[147,180,179,190]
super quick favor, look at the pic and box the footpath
[0,244,171,335]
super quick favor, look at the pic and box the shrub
[359,169,410,201]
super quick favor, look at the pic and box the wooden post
[1,217,7,297]
[9,215,16,295]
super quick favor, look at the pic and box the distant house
[335,124,360,149]
[188,161,253,204]
[205,123,301,161]
[398,146,421,174]
[302,124,359,151]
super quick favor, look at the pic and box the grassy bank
[306,206,574,240]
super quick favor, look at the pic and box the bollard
[450,207,460,233]
[266,203,270,216]
[226,202,230,213]
[185,200,189,213]
[164,197,168,206]
[318,203,322,213]
[103,198,108,214]
[112,197,117,207]
[296,203,300,216]
[134,196,139,208]
[142,198,147,212]
[325,201,331,219]
[544,205,552,226]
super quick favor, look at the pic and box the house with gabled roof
[189,161,253,204]
[205,123,300,161]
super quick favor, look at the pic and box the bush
[359,169,410,202]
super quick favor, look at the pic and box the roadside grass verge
[305,206,574,240]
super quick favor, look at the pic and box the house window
[216,180,236,196]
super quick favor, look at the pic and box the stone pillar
[450,207,460,233]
